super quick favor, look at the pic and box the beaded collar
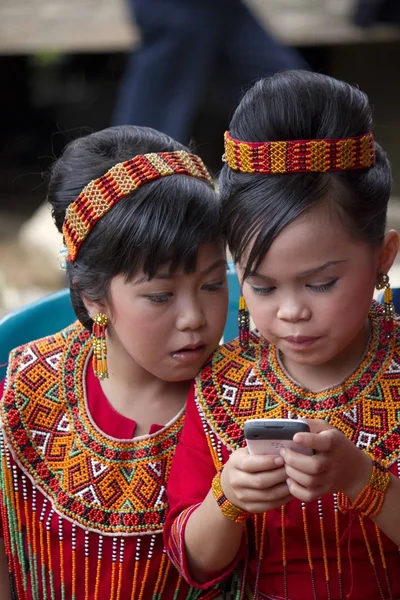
[1,323,184,535]
[196,301,400,466]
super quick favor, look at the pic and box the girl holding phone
[164,71,400,599]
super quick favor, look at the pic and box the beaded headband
[223,130,376,175]
[62,151,213,262]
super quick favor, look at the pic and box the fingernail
[280,448,286,457]
[286,478,292,486]
[274,456,284,466]
[294,434,304,444]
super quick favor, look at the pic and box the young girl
[0,125,228,599]
[164,71,400,599]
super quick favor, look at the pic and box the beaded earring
[376,273,395,322]
[238,296,250,348]
[92,313,108,379]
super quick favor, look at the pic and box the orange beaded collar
[62,151,213,263]
[223,130,376,175]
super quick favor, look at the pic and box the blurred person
[113,0,308,144]
[0,125,228,599]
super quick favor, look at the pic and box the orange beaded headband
[62,150,213,262]
[223,130,376,174]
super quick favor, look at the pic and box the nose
[277,297,311,323]
[176,297,206,331]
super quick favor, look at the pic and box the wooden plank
[0,0,398,55]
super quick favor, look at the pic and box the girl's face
[239,204,398,370]
[100,241,228,382]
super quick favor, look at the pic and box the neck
[280,319,370,393]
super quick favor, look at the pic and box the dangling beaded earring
[376,273,395,322]
[92,313,108,379]
[238,296,250,348]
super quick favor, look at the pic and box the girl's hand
[281,419,372,503]
[220,448,293,513]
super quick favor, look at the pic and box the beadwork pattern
[189,300,400,600]
[0,324,222,600]
[223,131,376,175]
[62,151,213,262]
[196,301,400,466]
[1,323,184,534]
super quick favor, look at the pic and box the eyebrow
[134,258,227,285]
[249,260,347,281]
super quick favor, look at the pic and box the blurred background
[0,0,399,317]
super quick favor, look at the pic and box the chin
[285,350,329,366]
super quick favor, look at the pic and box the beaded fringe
[198,421,400,600]
[0,437,211,600]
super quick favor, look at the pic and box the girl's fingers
[286,477,325,503]
[281,447,330,475]
[233,448,284,473]
[236,466,288,491]
[284,464,326,489]
[293,430,335,453]
[239,483,292,509]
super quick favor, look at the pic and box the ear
[81,295,107,321]
[377,230,399,275]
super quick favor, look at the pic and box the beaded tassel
[84,530,90,600]
[139,534,156,600]
[130,536,141,600]
[22,474,37,598]
[92,313,108,379]
[281,505,288,600]
[376,273,395,322]
[58,516,66,600]
[333,494,343,600]
[375,525,393,600]
[39,499,48,600]
[238,296,250,348]
[116,538,125,600]
[302,502,318,600]
[94,535,104,600]
[318,498,331,600]
[359,518,385,600]
[46,509,56,600]
[71,523,77,600]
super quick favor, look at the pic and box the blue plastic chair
[225,261,241,343]
[0,289,75,381]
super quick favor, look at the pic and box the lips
[283,335,321,349]
[284,336,318,343]
[174,342,206,353]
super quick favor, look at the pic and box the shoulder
[200,330,265,384]
[195,331,271,449]
[2,321,84,398]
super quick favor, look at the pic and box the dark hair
[219,71,392,280]
[48,125,221,329]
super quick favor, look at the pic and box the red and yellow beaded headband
[62,150,213,262]
[223,130,376,174]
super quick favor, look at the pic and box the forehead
[250,204,369,277]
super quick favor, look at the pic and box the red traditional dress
[165,301,400,599]
[0,321,220,600]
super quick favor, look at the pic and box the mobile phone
[244,418,313,456]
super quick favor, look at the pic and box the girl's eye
[203,280,226,292]
[308,279,338,292]
[145,293,172,303]
[250,286,275,296]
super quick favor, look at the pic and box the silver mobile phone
[244,418,313,456]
